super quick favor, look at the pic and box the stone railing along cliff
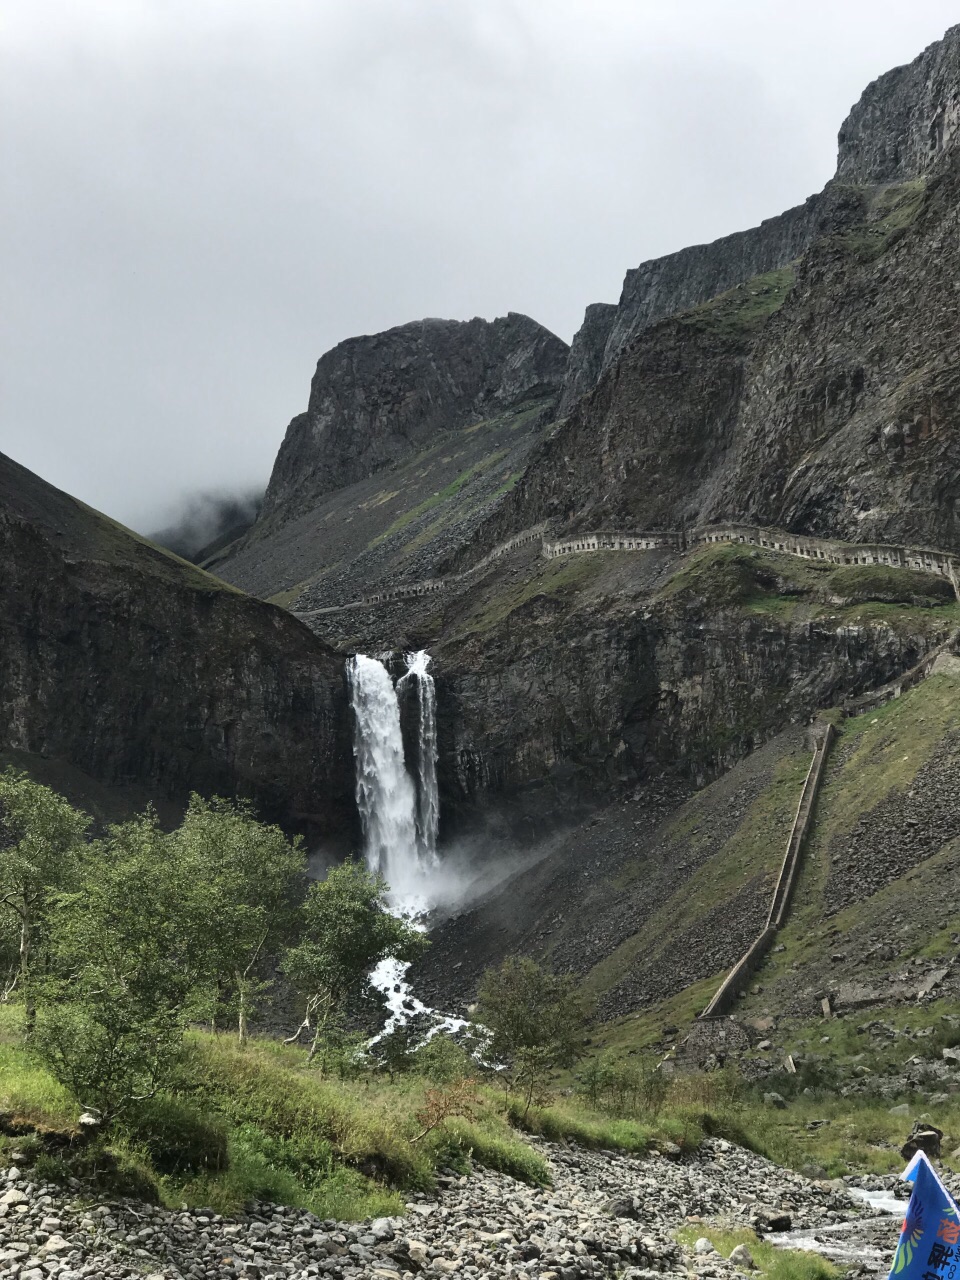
[543,523,960,592]
[298,520,960,619]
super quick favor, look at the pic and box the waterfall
[348,651,476,1048]
[346,651,438,909]
[397,650,439,860]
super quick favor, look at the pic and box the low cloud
[150,488,263,561]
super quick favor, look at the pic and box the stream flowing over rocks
[0,1139,920,1280]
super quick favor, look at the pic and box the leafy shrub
[412,1034,474,1083]
[576,1050,668,1115]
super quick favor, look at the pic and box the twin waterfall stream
[346,651,465,1041]
[347,651,439,907]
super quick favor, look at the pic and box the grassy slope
[7,999,938,1229]
[579,748,811,1007]
[654,542,960,628]
[211,401,550,605]
[441,539,959,663]
[443,541,959,1027]
[0,1008,550,1218]
[678,266,797,339]
[0,450,242,596]
[576,672,960,1177]
[736,672,960,999]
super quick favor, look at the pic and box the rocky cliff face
[258,313,568,527]
[224,24,960,840]
[556,302,618,416]
[0,452,353,838]
[836,24,960,183]
[598,193,842,382]
[696,165,960,549]
[431,550,951,831]
[483,148,960,554]
[556,25,960,418]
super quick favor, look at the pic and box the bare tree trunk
[237,975,248,1048]
[20,916,34,1032]
[305,998,331,1065]
[306,1024,322,1063]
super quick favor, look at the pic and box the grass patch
[448,552,609,640]
[0,1006,78,1129]
[826,564,955,607]
[655,545,958,644]
[657,544,829,608]
[491,470,523,500]
[511,1099,658,1152]
[831,179,928,262]
[678,267,796,340]
[588,978,726,1058]
[371,451,509,546]
[676,1225,841,1280]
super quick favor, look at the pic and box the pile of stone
[0,1137,888,1280]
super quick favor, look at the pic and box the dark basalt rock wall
[698,158,960,550]
[0,452,354,840]
[556,26,960,418]
[481,145,960,557]
[557,197,829,417]
[557,302,618,417]
[433,589,945,831]
[836,24,960,184]
[258,312,568,527]
[485,313,754,539]
[599,192,838,374]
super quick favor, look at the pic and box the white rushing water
[346,652,439,909]
[347,650,462,1044]
[397,650,440,860]
[368,956,470,1046]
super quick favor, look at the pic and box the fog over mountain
[149,489,264,561]
[3,1,958,530]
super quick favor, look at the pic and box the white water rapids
[346,650,468,1043]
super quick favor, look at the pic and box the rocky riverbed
[0,1137,918,1280]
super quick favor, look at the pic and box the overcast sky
[3,1,957,532]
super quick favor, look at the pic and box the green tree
[0,769,90,1016]
[30,812,203,1122]
[282,862,427,1062]
[171,795,305,1045]
[476,956,585,1116]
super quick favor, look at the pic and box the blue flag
[888,1151,960,1280]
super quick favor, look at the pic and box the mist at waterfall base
[346,651,525,918]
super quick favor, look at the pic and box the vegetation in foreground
[1,768,957,1224]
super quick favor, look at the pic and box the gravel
[0,1136,905,1280]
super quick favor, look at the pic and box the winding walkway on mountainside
[294,521,960,618]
